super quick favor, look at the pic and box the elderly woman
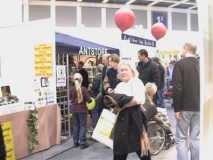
[105,63,151,160]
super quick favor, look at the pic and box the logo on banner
[79,46,108,56]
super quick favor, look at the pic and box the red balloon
[114,8,135,32]
[151,22,167,40]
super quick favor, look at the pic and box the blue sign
[152,11,168,27]
[121,33,156,47]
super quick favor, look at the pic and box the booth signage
[121,33,156,47]
[34,44,52,77]
[56,65,66,87]
[1,122,15,160]
[79,46,108,56]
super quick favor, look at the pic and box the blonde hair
[183,42,197,54]
[145,83,157,104]
[73,73,83,103]
[117,62,139,80]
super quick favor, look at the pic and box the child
[70,73,90,149]
[142,83,158,121]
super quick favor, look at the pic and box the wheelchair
[147,111,175,156]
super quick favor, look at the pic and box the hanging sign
[79,46,108,56]
[56,65,66,87]
[121,33,156,47]
[1,122,15,160]
[34,44,52,77]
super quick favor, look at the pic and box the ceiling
[54,0,197,10]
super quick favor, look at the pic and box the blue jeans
[176,111,200,160]
[157,89,164,107]
[72,112,87,145]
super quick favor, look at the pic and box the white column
[187,11,191,31]
[50,0,56,26]
[23,0,29,23]
[147,7,151,29]
[167,9,172,31]
[101,7,106,28]
[77,6,82,26]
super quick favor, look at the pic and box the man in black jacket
[137,49,160,104]
[172,43,200,160]
[137,49,160,89]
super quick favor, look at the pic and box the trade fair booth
[55,32,120,137]
[0,19,60,159]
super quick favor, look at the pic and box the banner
[0,122,16,160]
[121,33,156,47]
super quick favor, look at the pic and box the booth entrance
[55,33,119,138]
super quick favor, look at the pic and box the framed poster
[152,11,168,27]
[56,65,66,87]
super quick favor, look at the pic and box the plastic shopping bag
[92,109,117,149]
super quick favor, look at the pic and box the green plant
[27,108,39,152]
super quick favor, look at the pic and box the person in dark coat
[137,49,160,90]
[172,43,200,160]
[137,49,160,105]
[78,61,89,89]
[91,64,105,128]
[104,63,151,160]
[104,94,151,160]
[104,54,120,92]
[152,57,165,107]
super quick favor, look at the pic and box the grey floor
[22,102,177,160]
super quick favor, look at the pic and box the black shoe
[80,143,89,149]
[73,143,79,148]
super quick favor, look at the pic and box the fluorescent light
[126,0,136,5]
[102,0,109,3]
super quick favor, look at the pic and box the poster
[34,44,52,77]
[56,65,66,87]
[1,122,15,160]
[152,11,168,27]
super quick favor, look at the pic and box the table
[0,103,61,159]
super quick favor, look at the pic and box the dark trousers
[113,151,151,160]
[91,97,103,129]
[72,112,87,145]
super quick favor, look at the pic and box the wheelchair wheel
[147,121,166,156]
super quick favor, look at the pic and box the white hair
[117,62,139,78]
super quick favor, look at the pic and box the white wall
[0,0,22,27]
[0,19,56,104]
